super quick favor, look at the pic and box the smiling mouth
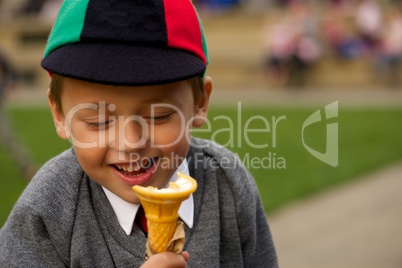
[111,157,159,185]
[113,157,157,176]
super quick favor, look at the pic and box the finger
[181,251,190,262]
[141,252,187,268]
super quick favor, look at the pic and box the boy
[0,0,278,267]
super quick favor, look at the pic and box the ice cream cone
[132,172,197,253]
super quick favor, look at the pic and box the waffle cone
[132,172,197,253]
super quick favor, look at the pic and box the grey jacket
[0,138,278,267]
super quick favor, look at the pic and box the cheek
[68,122,96,144]
[74,147,107,176]
[152,127,184,146]
[69,123,113,148]
[150,119,192,157]
[150,116,192,147]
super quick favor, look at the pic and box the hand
[140,251,190,268]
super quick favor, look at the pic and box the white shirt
[102,159,194,235]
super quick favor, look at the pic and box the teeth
[114,158,156,173]
[115,163,142,172]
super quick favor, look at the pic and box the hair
[49,74,205,114]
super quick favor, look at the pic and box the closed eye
[152,114,172,120]
[85,120,113,129]
[145,113,173,122]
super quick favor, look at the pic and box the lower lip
[112,158,159,186]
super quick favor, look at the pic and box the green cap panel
[43,0,91,58]
[196,12,209,77]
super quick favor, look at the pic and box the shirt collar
[102,159,194,235]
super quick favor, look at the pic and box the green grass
[195,105,402,212]
[1,105,402,227]
[0,142,28,225]
[5,108,71,165]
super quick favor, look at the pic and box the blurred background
[1,0,402,267]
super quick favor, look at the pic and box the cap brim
[41,42,206,86]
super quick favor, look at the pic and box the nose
[116,115,148,153]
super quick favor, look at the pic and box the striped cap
[41,0,209,86]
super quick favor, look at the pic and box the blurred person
[322,7,365,59]
[264,1,321,88]
[355,0,383,56]
[322,8,348,56]
[373,5,402,87]
[264,21,296,86]
[287,1,321,87]
[288,32,321,87]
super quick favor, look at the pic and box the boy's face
[49,77,212,204]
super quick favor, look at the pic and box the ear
[47,88,70,140]
[192,76,213,128]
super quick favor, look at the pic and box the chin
[124,194,141,204]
